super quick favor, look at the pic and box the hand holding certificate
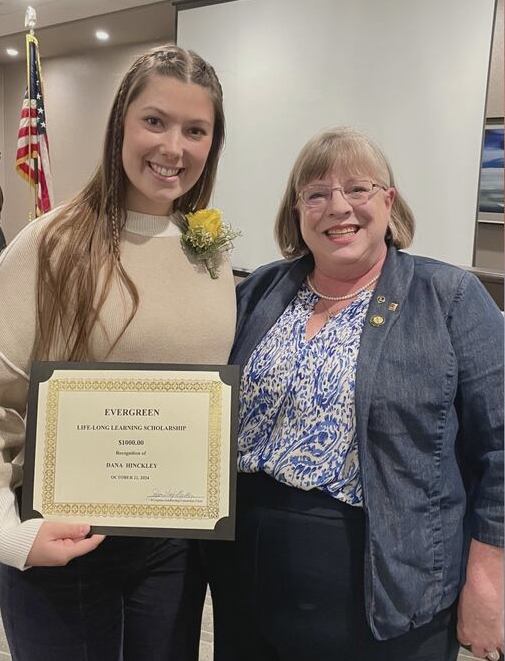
[23,362,239,539]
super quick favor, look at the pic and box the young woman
[0,45,235,661]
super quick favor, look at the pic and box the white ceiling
[0,0,175,63]
[0,0,165,30]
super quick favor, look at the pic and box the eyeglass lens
[301,180,376,206]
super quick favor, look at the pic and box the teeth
[150,163,181,177]
[326,228,356,236]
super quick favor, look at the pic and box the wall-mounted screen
[177,0,496,270]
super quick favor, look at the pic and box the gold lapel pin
[370,315,385,327]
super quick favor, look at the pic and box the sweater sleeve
[0,216,55,569]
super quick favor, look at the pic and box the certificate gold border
[41,378,222,519]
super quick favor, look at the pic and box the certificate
[22,362,239,539]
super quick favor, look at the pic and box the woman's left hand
[457,539,504,659]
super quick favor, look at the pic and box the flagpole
[25,6,38,218]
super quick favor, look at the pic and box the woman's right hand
[26,521,105,567]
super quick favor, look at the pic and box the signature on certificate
[147,488,201,503]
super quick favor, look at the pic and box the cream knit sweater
[0,209,236,569]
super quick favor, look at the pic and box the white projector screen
[177,0,495,271]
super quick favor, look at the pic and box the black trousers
[0,536,206,661]
[204,472,460,661]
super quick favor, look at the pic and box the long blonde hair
[275,127,415,259]
[37,45,225,360]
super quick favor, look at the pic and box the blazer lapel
[355,248,414,442]
[231,256,313,366]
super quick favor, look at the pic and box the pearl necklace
[306,273,380,301]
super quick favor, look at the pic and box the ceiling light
[6,48,19,57]
[95,30,110,41]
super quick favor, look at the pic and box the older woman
[205,128,503,661]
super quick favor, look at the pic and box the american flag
[15,34,53,216]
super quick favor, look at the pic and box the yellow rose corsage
[181,208,240,278]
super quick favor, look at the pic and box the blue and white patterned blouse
[238,283,373,506]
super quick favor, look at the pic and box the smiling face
[122,74,215,216]
[298,170,395,279]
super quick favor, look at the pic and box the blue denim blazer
[230,246,504,640]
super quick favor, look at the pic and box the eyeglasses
[298,180,388,209]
